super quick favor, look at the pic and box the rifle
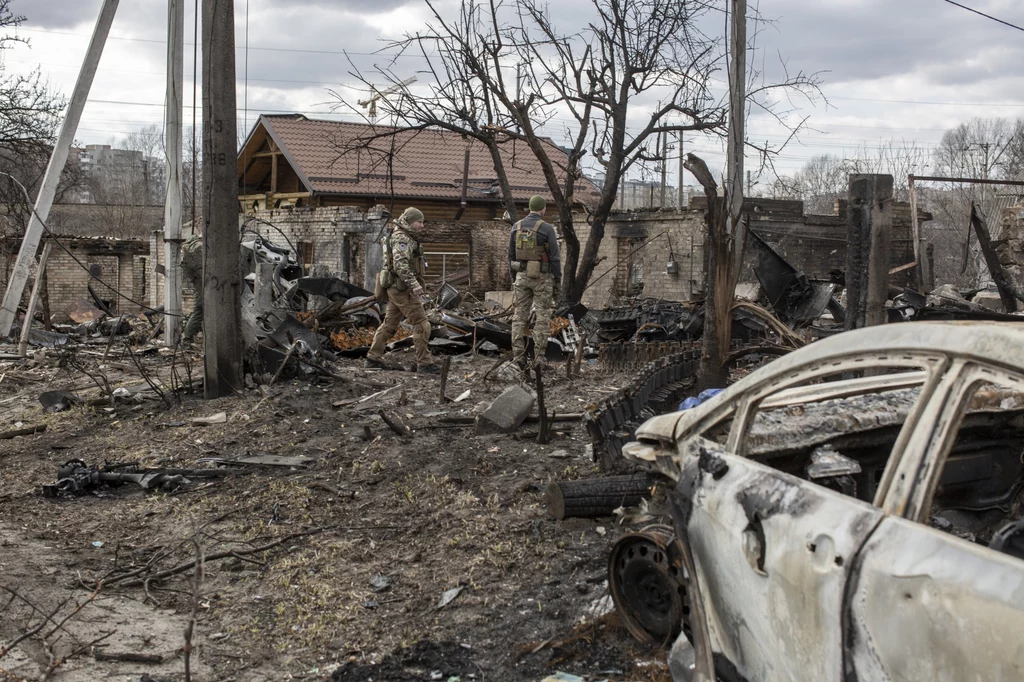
[41,459,230,497]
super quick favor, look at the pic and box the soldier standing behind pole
[180,232,203,346]
[509,195,561,368]
[366,207,440,373]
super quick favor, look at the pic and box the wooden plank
[271,148,278,193]
[0,424,46,440]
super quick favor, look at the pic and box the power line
[940,0,1024,32]
[16,25,421,58]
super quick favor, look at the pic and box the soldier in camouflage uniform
[180,233,203,345]
[366,207,440,373]
[509,195,561,366]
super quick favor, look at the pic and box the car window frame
[686,351,952,512]
[892,360,1024,522]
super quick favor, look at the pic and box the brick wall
[744,199,918,288]
[578,209,706,308]
[7,239,149,322]
[240,206,512,297]
[578,197,924,308]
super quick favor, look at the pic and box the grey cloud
[755,0,1024,87]
[16,0,106,29]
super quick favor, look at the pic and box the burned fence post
[970,203,1023,313]
[845,174,893,330]
[535,364,549,445]
[438,356,452,404]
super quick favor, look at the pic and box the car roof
[634,321,1024,444]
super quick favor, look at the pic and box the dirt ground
[0,344,673,682]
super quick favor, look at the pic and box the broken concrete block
[972,290,1003,312]
[485,290,515,310]
[475,386,535,435]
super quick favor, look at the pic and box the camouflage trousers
[511,272,554,360]
[368,287,433,366]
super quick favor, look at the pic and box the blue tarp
[679,388,724,411]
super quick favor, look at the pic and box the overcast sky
[7,0,1024,187]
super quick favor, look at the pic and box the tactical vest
[382,228,424,278]
[514,220,544,261]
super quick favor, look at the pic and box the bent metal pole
[0,0,120,338]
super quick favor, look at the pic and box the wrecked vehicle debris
[616,322,1024,681]
[747,229,843,327]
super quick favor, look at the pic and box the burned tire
[608,524,689,644]
[545,473,655,520]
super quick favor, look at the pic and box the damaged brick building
[227,114,600,295]
[580,197,930,309]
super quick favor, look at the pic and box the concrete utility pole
[677,132,684,209]
[726,0,747,268]
[163,0,185,347]
[0,0,119,338]
[202,0,243,397]
[659,132,667,207]
[845,174,893,330]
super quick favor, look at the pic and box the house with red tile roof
[237,114,599,221]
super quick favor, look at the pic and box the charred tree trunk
[686,154,729,390]
[569,219,605,302]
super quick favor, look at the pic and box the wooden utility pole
[0,0,119,338]
[845,174,893,330]
[202,0,242,396]
[726,0,747,263]
[163,0,185,347]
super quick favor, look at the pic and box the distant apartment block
[78,144,165,205]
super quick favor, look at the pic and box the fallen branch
[93,650,164,664]
[113,529,327,588]
[183,539,203,682]
[378,410,410,437]
[269,344,297,385]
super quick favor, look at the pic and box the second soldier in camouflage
[509,195,561,366]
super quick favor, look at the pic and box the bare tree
[331,0,523,220]
[510,0,729,302]
[927,118,1024,287]
[340,0,820,302]
[769,140,930,215]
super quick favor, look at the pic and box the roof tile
[252,115,599,203]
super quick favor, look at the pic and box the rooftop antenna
[358,77,417,121]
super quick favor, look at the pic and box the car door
[677,435,884,682]
[847,360,1024,682]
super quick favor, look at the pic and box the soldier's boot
[364,356,388,369]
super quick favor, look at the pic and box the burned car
[615,322,1024,682]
